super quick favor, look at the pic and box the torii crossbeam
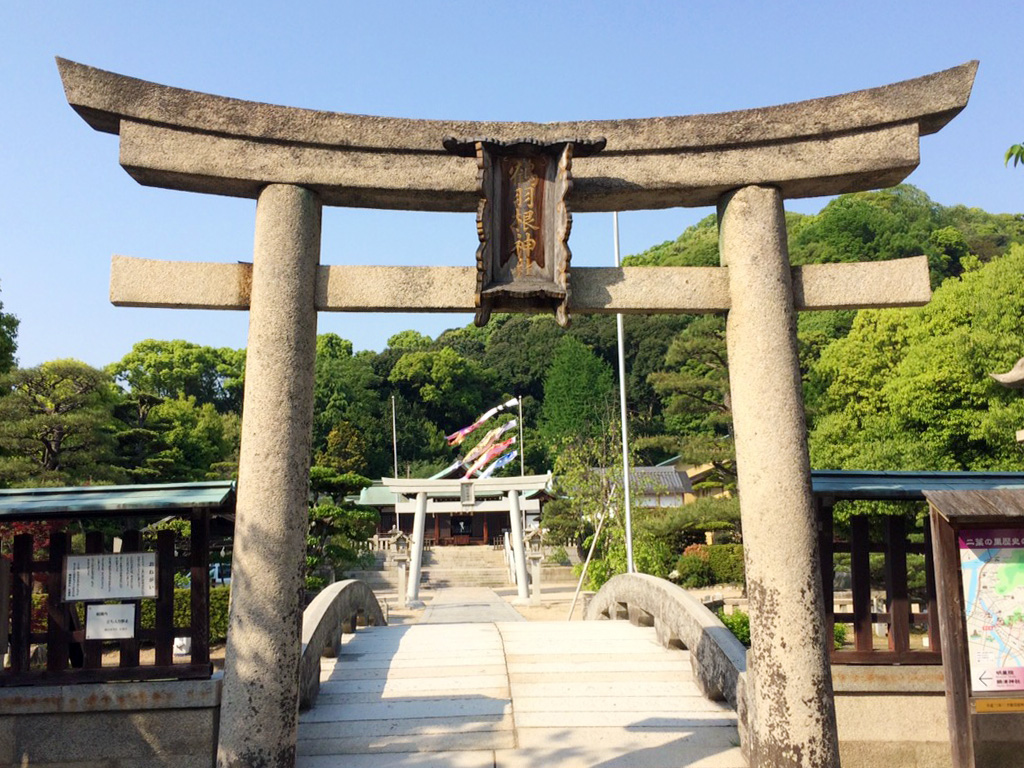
[58,57,976,768]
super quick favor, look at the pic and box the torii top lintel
[57,58,977,213]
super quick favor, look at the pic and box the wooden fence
[819,506,942,665]
[4,508,213,685]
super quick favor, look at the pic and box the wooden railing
[818,506,941,665]
[5,512,213,685]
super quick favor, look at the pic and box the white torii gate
[383,474,552,604]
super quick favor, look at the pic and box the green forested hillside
[2,184,1023,490]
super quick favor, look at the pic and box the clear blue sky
[1,1,1021,369]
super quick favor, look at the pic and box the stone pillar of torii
[58,57,976,768]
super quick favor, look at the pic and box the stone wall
[0,677,219,767]
[833,666,1024,768]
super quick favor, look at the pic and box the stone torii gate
[58,58,976,768]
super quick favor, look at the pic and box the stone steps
[349,548,576,591]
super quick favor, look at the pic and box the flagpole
[392,394,400,531]
[518,397,525,476]
[392,395,399,478]
[614,212,635,574]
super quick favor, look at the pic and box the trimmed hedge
[139,586,231,643]
[674,543,745,588]
[32,586,231,643]
[706,544,745,585]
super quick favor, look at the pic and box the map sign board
[959,529,1024,694]
[64,552,158,602]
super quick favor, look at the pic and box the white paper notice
[64,553,158,601]
[85,603,136,640]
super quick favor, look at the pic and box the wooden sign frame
[926,490,1024,768]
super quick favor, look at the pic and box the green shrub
[674,544,714,588]
[717,608,849,652]
[707,544,745,585]
[138,586,231,643]
[717,608,750,646]
[833,622,848,650]
[545,545,570,565]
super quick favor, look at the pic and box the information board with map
[959,528,1024,694]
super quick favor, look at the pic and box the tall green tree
[0,281,17,375]
[809,244,1024,471]
[389,346,496,431]
[312,334,384,475]
[483,315,563,403]
[0,360,119,486]
[646,316,736,486]
[539,336,615,450]
[108,339,245,414]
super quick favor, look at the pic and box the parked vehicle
[210,562,232,586]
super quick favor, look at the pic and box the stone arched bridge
[296,575,748,767]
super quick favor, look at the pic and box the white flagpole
[392,395,399,478]
[614,212,635,574]
[392,394,400,531]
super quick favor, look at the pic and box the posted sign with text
[959,529,1024,693]
[64,552,158,601]
[85,604,136,640]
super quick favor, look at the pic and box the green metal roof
[0,481,236,520]
[358,485,399,507]
[811,470,1024,501]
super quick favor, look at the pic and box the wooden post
[930,506,974,768]
[10,534,32,673]
[923,521,942,655]
[885,515,910,654]
[83,531,104,669]
[119,530,142,668]
[190,508,211,666]
[851,516,873,652]
[154,530,175,666]
[817,499,835,655]
[46,532,70,672]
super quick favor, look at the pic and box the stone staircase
[347,545,577,592]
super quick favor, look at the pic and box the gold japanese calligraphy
[508,159,541,275]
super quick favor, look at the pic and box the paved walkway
[420,587,525,624]
[296,604,746,767]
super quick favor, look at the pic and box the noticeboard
[959,529,1024,694]
[926,489,1024,768]
[64,552,158,601]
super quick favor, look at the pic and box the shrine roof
[0,481,235,520]
[811,470,1024,501]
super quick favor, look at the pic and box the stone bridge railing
[585,573,748,719]
[299,579,386,711]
